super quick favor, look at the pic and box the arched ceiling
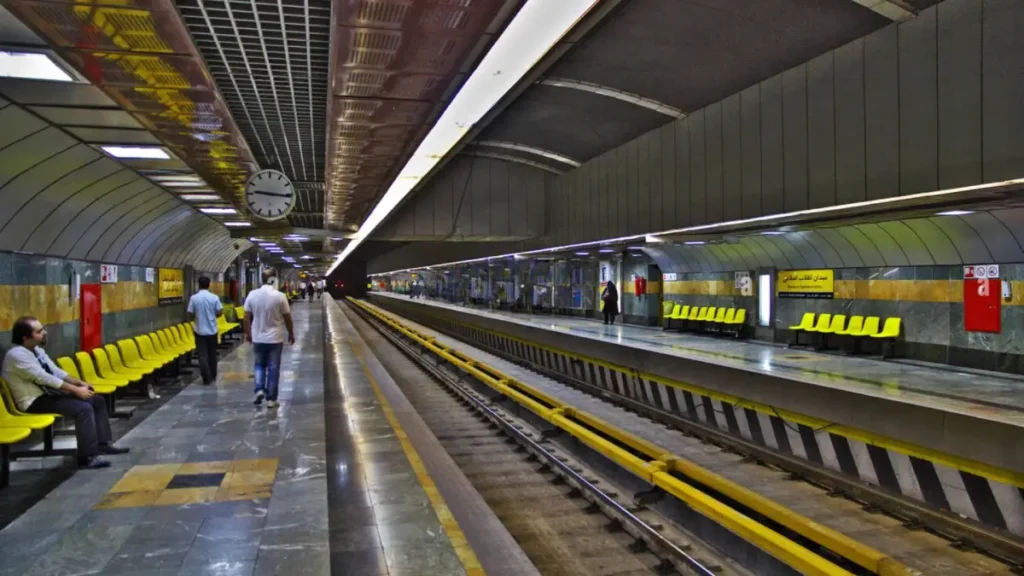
[0,93,250,273]
[644,208,1024,274]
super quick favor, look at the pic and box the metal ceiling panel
[834,225,886,267]
[3,0,258,209]
[815,227,865,267]
[964,211,1024,263]
[28,106,142,128]
[326,0,515,229]
[47,178,154,256]
[0,104,47,148]
[849,223,909,266]
[902,218,963,265]
[0,78,117,107]
[926,215,993,264]
[24,166,136,252]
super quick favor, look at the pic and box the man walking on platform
[187,276,223,385]
[244,269,294,408]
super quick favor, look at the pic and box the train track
[351,297,1024,576]
[343,301,740,576]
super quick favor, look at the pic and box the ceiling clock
[245,169,295,221]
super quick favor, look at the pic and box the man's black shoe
[79,457,111,469]
[100,445,130,455]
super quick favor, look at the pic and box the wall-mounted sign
[663,272,678,282]
[777,269,834,299]
[964,265,1001,332]
[964,265,999,279]
[99,264,118,284]
[735,271,753,296]
[158,268,184,305]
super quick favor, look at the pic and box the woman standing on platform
[602,281,619,325]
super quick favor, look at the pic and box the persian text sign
[777,269,834,299]
[158,268,184,305]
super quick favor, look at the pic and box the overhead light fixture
[200,207,237,215]
[160,181,209,188]
[575,251,589,256]
[627,246,646,251]
[761,231,786,236]
[150,175,203,183]
[328,0,601,275]
[300,256,313,260]
[179,194,222,202]
[223,222,250,227]
[598,249,615,253]
[684,241,706,245]
[937,210,974,216]
[101,146,170,160]
[0,51,73,82]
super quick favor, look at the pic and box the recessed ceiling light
[0,51,73,82]
[684,241,706,245]
[761,231,785,236]
[937,210,974,216]
[151,175,203,183]
[200,207,237,215]
[598,249,615,253]
[300,255,313,260]
[160,181,209,188]
[101,146,170,160]
[179,194,222,202]
[575,251,589,256]
[223,222,250,227]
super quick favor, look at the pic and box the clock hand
[250,190,292,198]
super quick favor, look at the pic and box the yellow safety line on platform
[351,298,917,576]
[377,297,1024,490]
[341,306,486,576]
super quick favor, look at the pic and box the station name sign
[777,269,834,299]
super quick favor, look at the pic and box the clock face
[245,169,295,221]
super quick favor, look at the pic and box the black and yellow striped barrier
[349,297,914,576]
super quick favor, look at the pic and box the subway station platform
[368,292,1024,535]
[0,302,530,576]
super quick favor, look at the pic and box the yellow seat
[803,313,832,333]
[726,308,746,325]
[871,318,901,339]
[74,352,129,388]
[789,312,815,331]
[854,317,881,337]
[169,325,194,352]
[0,378,60,420]
[722,308,736,324]
[815,314,846,334]
[107,343,156,376]
[178,324,196,348]
[662,302,675,318]
[235,306,246,323]
[121,339,166,370]
[157,330,186,357]
[136,335,175,364]
[834,316,864,336]
[93,348,143,383]
[0,427,30,444]
[686,306,700,321]
[55,357,116,395]
[673,305,691,319]
[0,379,56,429]
[712,308,727,323]
[152,331,182,359]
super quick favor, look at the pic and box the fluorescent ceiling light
[179,194,222,202]
[151,175,203,183]
[575,251,589,256]
[684,241,706,245]
[101,146,170,160]
[937,210,974,216]
[223,222,250,227]
[0,51,73,82]
[328,0,600,276]
[200,207,237,215]
[598,249,615,253]
[761,231,785,236]
[300,256,313,260]
[160,181,209,188]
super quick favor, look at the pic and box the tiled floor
[0,300,498,576]
[372,292,1024,428]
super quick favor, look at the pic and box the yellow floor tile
[178,461,233,475]
[155,487,219,506]
[224,470,276,487]
[109,464,181,493]
[215,483,272,502]
[232,458,278,473]
[94,490,162,509]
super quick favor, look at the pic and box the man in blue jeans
[243,269,294,408]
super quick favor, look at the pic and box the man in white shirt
[1,317,128,469]
[243,269,295,408]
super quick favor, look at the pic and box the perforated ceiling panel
[176,0,331,208]
[326,0,515,230]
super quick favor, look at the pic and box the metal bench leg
[2,445,10,489]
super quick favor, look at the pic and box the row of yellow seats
[0,323,198,474]
[789,313,901,340]
[662,302,747,330]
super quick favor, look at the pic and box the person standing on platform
[244,269,294,408]
[601,281,619,325]
[299,280,307,303]
[316,279,323,300]
[187,276,223,386]
[2,317,129,469]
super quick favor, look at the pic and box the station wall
[0,251,222,359]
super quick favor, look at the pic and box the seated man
[2,316,128,469]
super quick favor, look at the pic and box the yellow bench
[0,426,30,488]
[0,376,72,461]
